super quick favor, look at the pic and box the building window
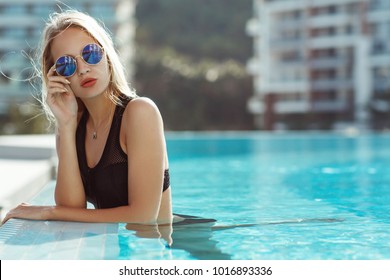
[311,27,336,37]
[372,40,386,54]
[2,5,26,15]
[345,25,354,34]
[328,5,337,14]
[369,0,382,10]
[346,3,359,14]
[32,5,51,17]
[312,90,337,101]
[312,48,336,58]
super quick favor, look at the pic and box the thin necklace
[91,104,114,140]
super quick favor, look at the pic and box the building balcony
[270,38,306,51]
[247,95,264,114]
[277,59,307,69]
[373,79,390,91]
[307,13,356,29]
[274,18,306,32]
[0,39,39,51]
[309,34,359,49]
[311,79,353,91]
[311,100,349,112]
[275,13,356,32]
[246,57,261,75]
[266,0,365,12]
[246,18,261,37]
[370,99,390,112]
[309,56,349,69]
[0,15,42,28]
[370,54,390,67]
[367,10,390,23]
[248,98,316,114]
[248,95,350,115]
[308,0,366,8]
[257,80,309,94]
[275,100,310,113]
[266,0,307,12]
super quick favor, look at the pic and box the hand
[1,203,53,225]
[46,65,78,129]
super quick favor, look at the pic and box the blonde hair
[40,10,137,122]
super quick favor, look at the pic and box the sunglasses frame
[54,43,104,78]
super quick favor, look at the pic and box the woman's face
[50,27,110,99]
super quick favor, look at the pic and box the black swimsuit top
[76,96,170,209]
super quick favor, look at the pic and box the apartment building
[0,0,136,116]
[246,0,390,130]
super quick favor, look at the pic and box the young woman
[3,10,173,225]
[5,10,324,259]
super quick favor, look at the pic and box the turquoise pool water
[1,132,390,260]
[164,132,390,260]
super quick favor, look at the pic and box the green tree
[134,0,254,130]
[0,100,50,135]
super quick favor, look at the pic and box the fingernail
[65,79,71,84]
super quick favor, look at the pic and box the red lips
[80,78,97,88]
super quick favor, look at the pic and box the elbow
[54,186,86,208]
[136,217,158,225]
[54,196,86,209]
[125,205,158,225]
[129,214,158,225]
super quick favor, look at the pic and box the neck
[82,93,115,128]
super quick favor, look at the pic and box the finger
[48,75,71,85]
[1,212,12,225]
[48,81,69,90]
[47,64,57,78]
[47,87,69,95]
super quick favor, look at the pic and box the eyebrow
[57,42,97,59]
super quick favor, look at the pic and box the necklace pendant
[93,132,97,140]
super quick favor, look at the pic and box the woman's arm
[2,204,157,225]
[123,97,167,223]
[2,97,168,225]
[46,66,86,208]
[54,127,86,208]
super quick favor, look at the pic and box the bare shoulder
[126,97,160,114]
[122,97,163,134]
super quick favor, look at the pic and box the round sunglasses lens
[56,56,76,77]
[82,44,103,65]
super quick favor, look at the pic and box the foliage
[135,0,253,62]
[134,0,254,130]
[134,48,254,130]
[0,99,50,135]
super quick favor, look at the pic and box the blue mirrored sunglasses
[55,43,104,77]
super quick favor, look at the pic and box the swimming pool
[1,132,390,260]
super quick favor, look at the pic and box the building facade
[246,0,390,130]
[0,0,136,116]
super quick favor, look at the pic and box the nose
[75,56,90,76]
